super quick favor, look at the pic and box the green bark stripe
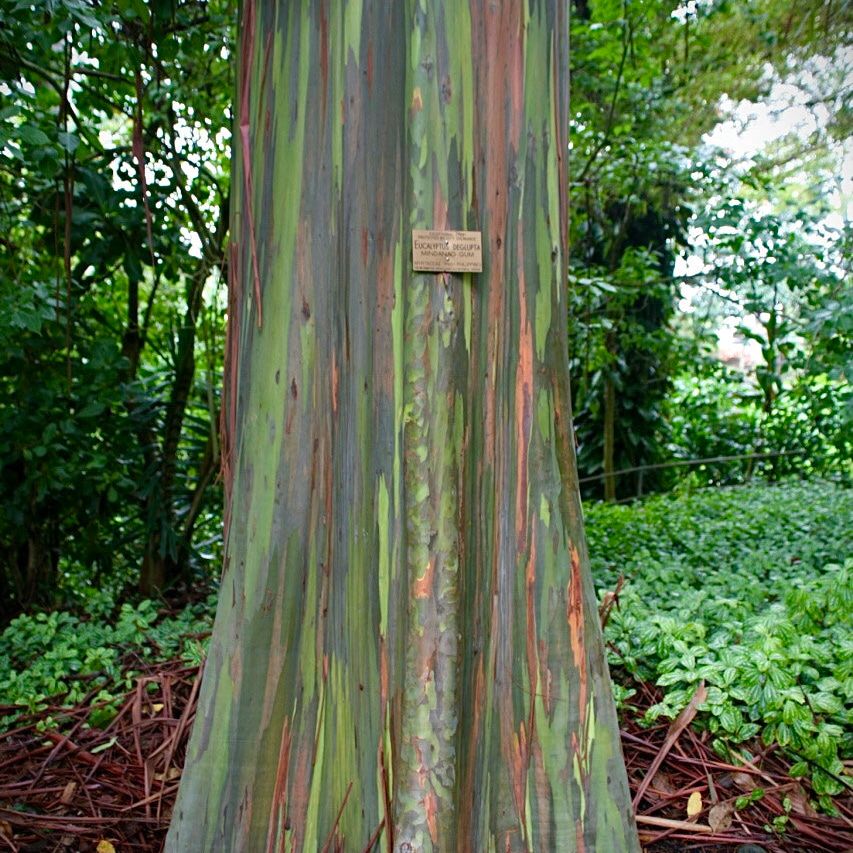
[166,2,639,851]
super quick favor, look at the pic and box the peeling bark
[167,2,638,851]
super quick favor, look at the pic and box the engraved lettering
[412,229,483,273]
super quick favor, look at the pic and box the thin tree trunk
[138,206,228,595]
[604,372,617,502]
[175,429,218,575]
[168,3,637,851]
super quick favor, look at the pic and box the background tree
[167,1,637,850]
[675,189,851,481]
[0,0,233,612]
[568,0,852,499]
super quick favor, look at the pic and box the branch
[6,55,80,123]
[71,64,133,84]
[576,5,635,183]
[4,49,134,121]
[677,276,744,309]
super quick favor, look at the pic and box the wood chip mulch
[623,681,853,852]
[0,662,850,852]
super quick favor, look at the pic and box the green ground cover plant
[587,479,853,810]
[0,596,212,730]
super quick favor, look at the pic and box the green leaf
[77,401,106,418]
[18,125,50,146]
[57,131,79,153]
[90,736,117,754]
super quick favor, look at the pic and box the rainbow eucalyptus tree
[167,1,638,850]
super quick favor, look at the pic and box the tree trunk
[603,371,617,502]
[167,2,637,851]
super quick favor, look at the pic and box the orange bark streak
[432,180,448,232]
[514,235,532,550]
[289,740,313,849]
[567,545,588,730]
[238,0,262,329]
[265,719,292,853]
[413,557,435,599]
[425,791,439,844]
[361,226,369,268]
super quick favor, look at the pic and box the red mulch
[0,661,199,852]
[0,662,850,852]
[623,680,853,852]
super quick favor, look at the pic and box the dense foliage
[588,480,853,810]
[0,595,211,730]
[667,367,851,484]
[0,0,232,614]
[569,0,851,499]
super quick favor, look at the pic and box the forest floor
[0,654,850,852]
[1,480,851,851]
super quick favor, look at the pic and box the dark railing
[578,449,805,501]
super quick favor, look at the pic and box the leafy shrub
[0,598,214,729]
[667,369,852,485]
[666,367,762,483]
[760,375,852,481]
[587,480,853,809]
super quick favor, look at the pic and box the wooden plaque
[412,229,482,273]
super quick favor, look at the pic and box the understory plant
[0,597,213,729]
[588,480,853,811]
